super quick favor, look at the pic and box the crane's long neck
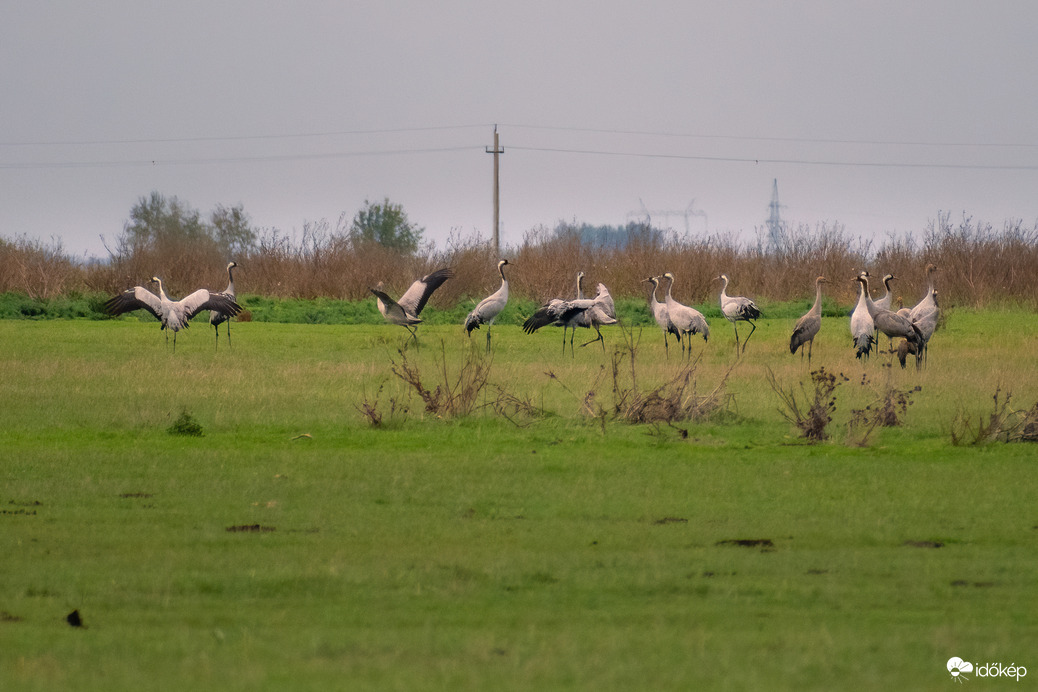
[811,280,824,314]
[648,279,660,305]
[576,273,585,300]
[154,279,167,300]
[226,264,236,293]
[719,276,729,301]
[859,278,876,312]
[498,263,508,289]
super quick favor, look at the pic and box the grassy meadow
[2,308,1037,690]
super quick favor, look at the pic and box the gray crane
[718,274,761,353]
[105,277,242,353]
[898,289,939,369]
[209,261,238,350]
[370,267,454,345]
[642,276,680,357]
[789,276,828,363]
[874,273,896,311]
[661,272,709,358]
[520,271,586,354]
[908,263,939,366]
[522,281,616,354]
[849,272,876,360]
[855,273,922,359]
[464,259,510,352]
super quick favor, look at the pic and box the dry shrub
[610,326,733,425]
[0,235,83,298]
[767,366,848,442]
[4,206,1038,309]
[846,374,922,446]
[1010,402,1038,443]
[950,386,1019,446]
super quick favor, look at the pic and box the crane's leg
[580,325,604,349]
[214,325,219,352]
[226,320,231,350]
[561,327,568,356]
[485,328,492,354]
[741,321,757,353]
[663,333,669,359]
[404,325,419,349]
[733,322,741,353]
[807,338,813,365]
[569,329,577,357]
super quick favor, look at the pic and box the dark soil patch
[226,524,276,533]
[653,517,688,525]
[903,540,943,548]
[716,538,775,551]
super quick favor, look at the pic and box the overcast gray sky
[3,1,1037,258]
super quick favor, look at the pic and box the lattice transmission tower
[766,178,788,254]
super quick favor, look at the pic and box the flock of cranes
[103,259,939,368]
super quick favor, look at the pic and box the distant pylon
[766,179,787,254]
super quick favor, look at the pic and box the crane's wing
[398,268,453,316]
[521,299,566,333]
[104,286,163,320]
[370,288,417,325]
[179,289,242,321]
[593,283,616,319]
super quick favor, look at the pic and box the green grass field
[2,312,1037,690]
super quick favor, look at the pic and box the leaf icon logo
[947,657,973,682]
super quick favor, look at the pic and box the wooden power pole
[486,125,504,254]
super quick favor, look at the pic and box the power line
[506,145,1038,171]
[501,123,1038,150]
[0,145,482,170]
[0,124,493,148]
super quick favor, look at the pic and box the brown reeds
[3,212,1038,309]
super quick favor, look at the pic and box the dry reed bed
[3,212,1037,308]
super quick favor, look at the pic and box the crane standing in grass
[855,273,922,362]
[209,261,238,350]
[370,267,454,346]
[908,263,939,366]
[522,281,616,354]
[642,276,680,357]
[464,259,510,352]
[718,274,761,353]
[850,272,876,360]
[105,277,242,353]
[661,272,709,358]
[789,276,828,364]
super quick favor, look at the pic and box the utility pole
[486,125,504,255]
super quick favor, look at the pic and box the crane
[370,267,454,345]
[789,276,827,364]
[642,276,680,357]
[104,277,242,353]
[849,272,876,360]
[464,259,510,352]
[522,282,616,354]
[661,272,709,358]
[718,274,761,353]
[209,261,238,350]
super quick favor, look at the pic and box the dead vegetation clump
[767,366,847,442]
[379,343,541,425]
[949,386,1038,445]
[544,326,734,434]
[846,374,923,446]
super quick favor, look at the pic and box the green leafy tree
[349,197,424,253]
[210,203,256,257]
[122,191,209,251]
